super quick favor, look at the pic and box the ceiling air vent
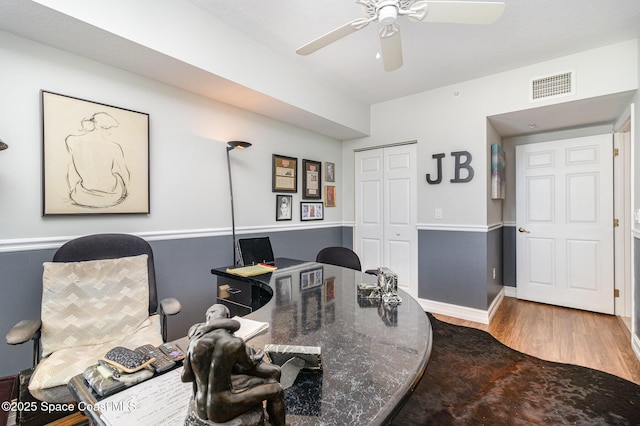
[529,70,575,102]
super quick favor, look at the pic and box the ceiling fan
[296,0,506,72]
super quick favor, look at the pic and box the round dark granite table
[212,259,433,426]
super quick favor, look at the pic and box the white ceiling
[1,0,639,138]
[186,0,640,137]
[188,0,640,104]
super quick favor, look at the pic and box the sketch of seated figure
[65,112,130,208]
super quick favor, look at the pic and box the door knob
[518,227,530,233]
[396,232,400,236]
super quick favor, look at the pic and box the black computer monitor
[237,237,275,266]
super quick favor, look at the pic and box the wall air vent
[529,70,575,102]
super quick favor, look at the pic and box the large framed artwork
[302,159,322,199]
[42,91,149,215]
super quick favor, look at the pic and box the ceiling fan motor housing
[379,4,399,25]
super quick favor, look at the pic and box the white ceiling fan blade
[409,1,505,25]
[296,18,370,56]
[380,28,403,72]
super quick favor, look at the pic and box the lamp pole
[225,141,251,266]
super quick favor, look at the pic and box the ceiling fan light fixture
[379,24,399,38]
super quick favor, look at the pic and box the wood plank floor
[433,297,640,385]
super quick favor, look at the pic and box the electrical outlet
[435,208,442,219]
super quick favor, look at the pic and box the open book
[232,316,269,341]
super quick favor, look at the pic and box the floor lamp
[226,140,252,266]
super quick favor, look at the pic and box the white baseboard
[417,288,506,325]
[503,286,517,298]
[487,288,505,322]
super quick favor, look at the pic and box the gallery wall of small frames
[272,155,336,221]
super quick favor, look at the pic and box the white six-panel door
[355,149,384,272]
[355,144,417,299]
[516,134,614,314]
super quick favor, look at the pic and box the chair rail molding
[0,221,350,253]
[418,222,504,233]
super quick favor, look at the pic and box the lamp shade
[227,141,252,150]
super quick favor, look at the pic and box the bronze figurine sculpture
[182,304,285,425]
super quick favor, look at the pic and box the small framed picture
[302,159,322,199]
[276,194,292,221]
[325,162,335,182]
[325,186,336,207]
[272,154,297,193]
[300,201,323,221]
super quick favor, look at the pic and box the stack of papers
[232,316,269,341]
[98,368,191,426]
[226,263,277,277]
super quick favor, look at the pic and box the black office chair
[316,247,363,271]
[5,233,181,403]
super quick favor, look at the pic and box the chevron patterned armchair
[5,233,182,403]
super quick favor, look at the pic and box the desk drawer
[217,279,252,306]
[217,279,254,318]
[216,298,252,318]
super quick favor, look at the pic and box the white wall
[0,31,343,246]
[343,39,639,228]
[30,0,370,138]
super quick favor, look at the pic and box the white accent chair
[5,233,181,403]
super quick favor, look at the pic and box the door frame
[613,110,632,318]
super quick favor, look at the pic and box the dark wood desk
[212,258,433,425]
